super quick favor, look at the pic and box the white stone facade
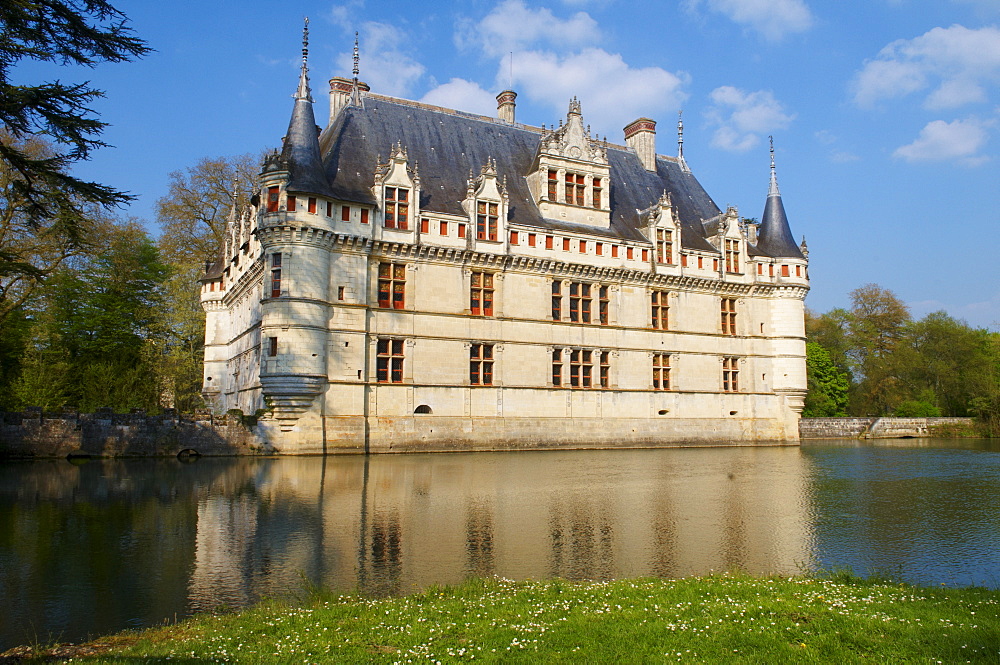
[201,59,809,454]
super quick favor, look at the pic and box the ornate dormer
[712,206,746,275]
[527,98,611,229]
[462,157,509,249]
[641,191,682,268]
[373,142,420,233]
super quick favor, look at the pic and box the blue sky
[15,0,1000,328]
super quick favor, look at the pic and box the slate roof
[318,96,724,252]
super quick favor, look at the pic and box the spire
[279,18,333,198]
[756,137,804,259]
[350,32,364,108]
[677,111,690,174]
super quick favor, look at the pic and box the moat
[2,439,999,650]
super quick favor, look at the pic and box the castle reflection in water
[186,448,812,611]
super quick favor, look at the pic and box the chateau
[200,35,809,454]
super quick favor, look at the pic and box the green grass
[9,574,1000,663]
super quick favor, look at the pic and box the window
[725,239,740,273]
[377,262,406,309]
[287,195,297,212]
[600,351,610,388]
[697,256,703,269]
[653,354,670,390]
[781,264,790,277]
[656,229,673,264]
[627,247,634,260]
[569,349,593,388]
[596,242,603,256]
[470,271,494,316]
[545,235,554,249]
[266,186,279,213]
[642,249,649,262]
[593,177,602,209]
[552,349,563,386]
[327,201,334,217]
[569,282,592,323]
[270,253,282,297]
[611,244,618,258]
[713,258,719,271]
[376,338,404,383]
[337,286,345,300]
[651,290,669,329]
[360,209,369,224]
[308,197,317,214]
[440,221,448,235]
[551,281,562,321]
[769,263,774,277]
[341,205,351,221]
[757,263,763,275]
[796,265,801,277]
[563,238,571,251]
[528,233,536,247]
[565,173,586,206]
[599,286,609,325]
[470,343,494,385]
[420,218,429,233]
[510,231,518,244]
[477,201,498,241]
[723,357,739,392]
[384,187,409,229]
[681,254,687,267]
[268,336,278,357]
[458,223,466,238]
[547,169,558,200]
[721,297,737,335]
[579,240,587,253]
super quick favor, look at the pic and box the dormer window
[656,229,673,264]
[725,239,741,273]
[384,187,409,229]
[565,173,585,206]
[476,201,498,241]
[547,170,558,199]
[593,178,602,208]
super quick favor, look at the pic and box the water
[1,439,999,650]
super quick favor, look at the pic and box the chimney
[497,90,516,124]
[329,76,371,123]
[624,117,657,171]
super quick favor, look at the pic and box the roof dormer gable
[373,142,421,231]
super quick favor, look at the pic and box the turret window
[270,253,282,297]
[308,197,317,214]
[286,195,297,212]
[266,187,279,213]
[384,187,409,229]
[476,201,498,241]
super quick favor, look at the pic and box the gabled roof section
[319,95,722,248]
[279,24,335,199]
[755,140,804,259]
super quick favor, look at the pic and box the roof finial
[677,110,690,174]
[302,17,309,68]
[294,17,312,102]
[353,32,360,79]
[349,31,364,108]
[768,135,779,197]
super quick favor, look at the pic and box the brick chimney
[624,118,657,171]
[329,76,370,124]
[497,90,516,124]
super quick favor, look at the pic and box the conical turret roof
[756,139,804,259]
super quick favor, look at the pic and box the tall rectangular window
[286,195,297,212]
[551,281,562,321]
[308,197,317,214]
[611,244,618,258]
[270,253,282,297]
[599,286,609,325]
[651,290,669,329]
[656,229,673,264]
[579,240,587,253]
[545,235,554,249]
[470,343,494,385]
[470,271,494,316]
[596,242,603,256]
[341,205,351,221]
[440,221,448,235]
[592,177,602,209]
[547,169,558,200]
[384,187,409,229]
[376,338,404,383]
[377,262,406,309]
[360,208,369,224]
[420,218,429,233]
[653,353,671,390]
[681,254,688,267]
[569,282,592,323]
[266,186,279,213]
[721,297,737,335]
[627,247,634,260]
[563,238,570,251]
[327,201,333,217]
[528,233,536,247]
[552,349,563,386]
[642,249,649,262]
[268,336,278,357]
[569,349,593,388]
[458,223,466,238]
[723,357,739,392]
[600,351,610,388]
[565,173,585,206]
[725,239,740,273]
[510,231,518,244]
[477,201,498,241]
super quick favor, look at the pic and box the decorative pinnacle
[768,135,779,196]
[302,17,309,68]
[353,32,360,78]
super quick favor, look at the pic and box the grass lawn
[4,573,998,663]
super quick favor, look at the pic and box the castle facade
[201,39,809,454]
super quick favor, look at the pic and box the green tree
[803,341,850,417]
[847,283,911,415]
[0,1,148,231]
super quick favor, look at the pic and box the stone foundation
[800,417,975,439]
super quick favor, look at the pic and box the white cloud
[337,21,425,97]
[706,86,794,152]
[686,0,813,41]
[852,25,1000,110]
[509,49,688,135]
[457,0,601,57]
[892,117,991,164]
[420,79,498,116]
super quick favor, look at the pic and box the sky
[13,0,1000,328]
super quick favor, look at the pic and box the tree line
[804,284,1000,434]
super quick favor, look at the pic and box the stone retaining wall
[800,417,975,439]
[0,409,267,459]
